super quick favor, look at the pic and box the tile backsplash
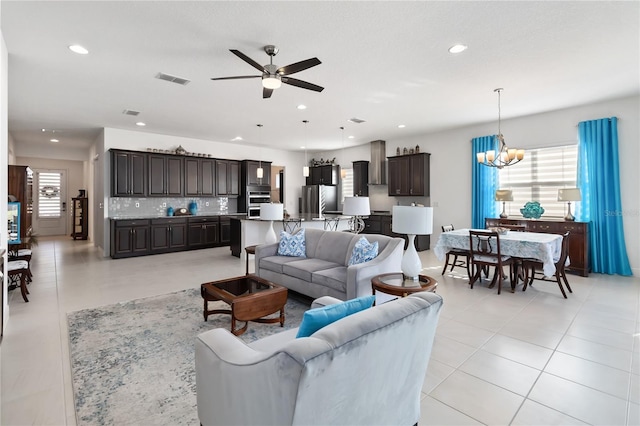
[108,197,237,218]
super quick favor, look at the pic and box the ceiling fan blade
[230,49,267,73]
[210,75,261,80]
[282,77,324,92]
[263,87,273,99]
[277,58,321,76]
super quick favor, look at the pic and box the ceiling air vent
[122,109,140,116]
[347,118,366,124]
[155,72,191,86]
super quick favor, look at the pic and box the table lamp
[557,188,581,221]
[495,189,513,219]
[392,206,433,281]
[343,196,370,233]
[260,203,283,244]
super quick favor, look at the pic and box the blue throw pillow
[348,236,379,266]
[296,295,376,338]
[277,228,306,257]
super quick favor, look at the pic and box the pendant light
[256,124,264,180]
[340,126,347,179]
[302,120,310,177]
[476,88,525,168]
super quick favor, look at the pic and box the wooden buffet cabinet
[485,218,589,277]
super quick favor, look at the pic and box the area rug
[68,287,310,426]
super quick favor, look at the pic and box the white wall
[1,19,8,337]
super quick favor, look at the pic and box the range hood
[368,140,387,185]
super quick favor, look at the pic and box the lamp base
[401,234,421,281]
[564,202,575,221]
[265,221,277,244]
[499,201,508,218]
[349,216,365,234]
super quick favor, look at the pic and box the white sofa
[195,291,444,426]
[255,228,404,300]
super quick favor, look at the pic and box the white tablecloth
[434,229,564,276]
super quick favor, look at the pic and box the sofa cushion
[348,236,379,266]
[259,255,305,274]
[313,230,357,265]
[282,258,341,282]
[278,228,306,257]
[295,295,376,338]
[312,266,348,293]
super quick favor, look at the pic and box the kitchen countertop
[109,213,247,220]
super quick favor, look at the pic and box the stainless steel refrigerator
[301,185,338,215]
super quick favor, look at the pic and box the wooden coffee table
[201,274,288,336]
[371,273,437,299]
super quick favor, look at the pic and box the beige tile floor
[1,236,639,425]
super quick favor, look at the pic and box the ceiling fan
[211,45,324,99]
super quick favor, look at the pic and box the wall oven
[247,190,271,217]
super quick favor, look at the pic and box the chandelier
[476,88,524,168]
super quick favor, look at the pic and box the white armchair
[195,292,443,426]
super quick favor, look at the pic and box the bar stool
[245,245,258,275]
[7,260,30,302]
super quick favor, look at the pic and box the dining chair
[468,230,515,295]
[440,224,471,277]
[521,231,572,298]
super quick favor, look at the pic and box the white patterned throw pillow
[348,236,379,265]
[277,228,306,257]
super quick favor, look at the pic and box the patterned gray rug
[68,287,310,426]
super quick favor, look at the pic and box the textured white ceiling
[2,1,639,152]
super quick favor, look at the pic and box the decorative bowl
[520,201,545,219]
[489,227,509,235]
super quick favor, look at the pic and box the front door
[33,169,67,236]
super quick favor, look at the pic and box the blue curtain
[471,136,498,229]
[577,117,632,276]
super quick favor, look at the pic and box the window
[498,145,578,218]
[37,171,62,218]
[341,168,353,204]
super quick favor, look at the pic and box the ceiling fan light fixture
[262,75,282,89]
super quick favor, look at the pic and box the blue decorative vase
[188,201,197,216]
[167,206,174,216]
[520,201,545,219]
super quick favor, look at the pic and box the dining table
[433,228,565,277]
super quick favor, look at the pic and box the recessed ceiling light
[231,136,243,141]
[448,44,468,54]
[348,136,355,139]
[297,104,307,110]
[50,139,59,143]
[41,128,46,132]
[397,124,406,128]
[68,45,89,55]
[300,146,306,150]
[135,122,146,127]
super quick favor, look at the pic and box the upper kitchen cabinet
[185,157,216,196]
[306,164,340,185]
[243,160,271,187]
[111,150,147,197]
[216,159,240,197]
[148,154,184,197]
[352,161,369,196]
[387,153,430,196]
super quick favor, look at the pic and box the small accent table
[371,273,437,300]
[245,245,258,275]
[201,275,287,336]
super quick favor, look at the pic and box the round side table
[371,273,437,300]
[245,245,258,275]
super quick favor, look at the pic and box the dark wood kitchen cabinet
[111,150,147,197]
[110,219,150,258]
[148,154,184,197]
[387,153,430,197]
[243,160,271,187]
[363,214,430,251]
[219,216,232,244]
[150,218,187,253]
[352,161,369,196]
[188,216,219,248]
[216,159,240,196]
[185,157,216,196]
[306,164,340,185]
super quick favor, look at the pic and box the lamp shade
[260,203,283,220]
[495,189,514,201]
[557,188,582,202]
[343,197,370,216]
[392,206,433,235]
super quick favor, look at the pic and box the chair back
[555,231,570,268]
[442,224,454,232]
[469,230,503,262]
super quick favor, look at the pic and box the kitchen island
[230,214,352,260]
